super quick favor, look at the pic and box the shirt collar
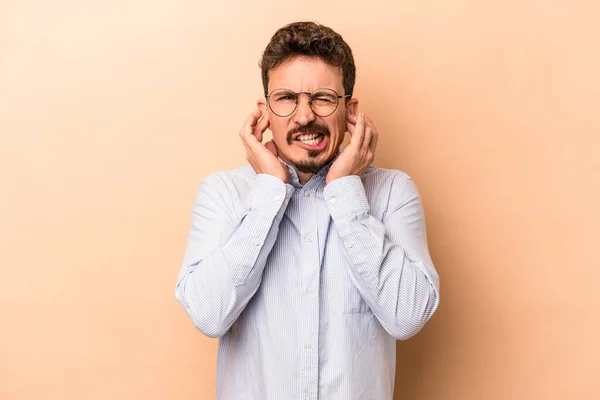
[278,149,341,188]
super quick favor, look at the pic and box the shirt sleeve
[323,174,440,340]
[175,173,294,338]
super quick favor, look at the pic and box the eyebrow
[269,88,341,96]
[272,90,296,97]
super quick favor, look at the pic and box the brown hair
[260,21,356,98]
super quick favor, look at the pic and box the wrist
[272,171,290,184]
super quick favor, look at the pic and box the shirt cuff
[323,175,370,219]
[248,174,294,216]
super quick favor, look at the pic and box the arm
[175,173,293,338]
[324,174,440,340]
[175,106,292,338]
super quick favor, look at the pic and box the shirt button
[273,195,281,201]
[306,235,313,243]
[305,343,312,350]
[254,239,261,247]
[328,197,336,205]
[306,397,311,400]
[307,287,313,295]
[345,240,354,248]
[303,191,310,198]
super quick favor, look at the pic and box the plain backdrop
[1,1,599,399]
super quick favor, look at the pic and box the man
[175,21,440,400]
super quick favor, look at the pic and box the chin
[291,151,335,175]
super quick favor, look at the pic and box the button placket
[295,185,320,399]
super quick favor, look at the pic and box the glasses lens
[310,89,339,117]
[269,89,297,116]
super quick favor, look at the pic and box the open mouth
[294,132,325,145]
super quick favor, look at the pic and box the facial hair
[286,122,333,174]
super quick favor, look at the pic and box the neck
[296,171,315,186]
[278,153,339,187]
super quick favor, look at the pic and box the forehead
[268,56,343,93]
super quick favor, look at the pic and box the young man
[175,21,440,400]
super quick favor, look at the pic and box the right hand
[239,108,290,183]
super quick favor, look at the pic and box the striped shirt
[175,158,440,400]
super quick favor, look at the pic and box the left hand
[326,111,378,184]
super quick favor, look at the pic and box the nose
[292,93,316,126]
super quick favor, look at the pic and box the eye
[313,96,335,103]
[272,91,296,102]
[312,94,336,105]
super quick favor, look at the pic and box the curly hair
[260,21,356,98]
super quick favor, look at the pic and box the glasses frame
[265,88,351,118]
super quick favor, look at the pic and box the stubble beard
[293,153,334,174]
[286,122,334,174]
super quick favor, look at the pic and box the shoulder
[194,166,257,201]
[191,167,257,217]
[362,165,413,192]
[362,166,423,221]
[200,165,256,188]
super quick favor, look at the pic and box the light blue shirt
[175,159,440,400]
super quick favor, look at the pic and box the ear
[256,99,270,129]
[346,97,359,116]
[257,98,267,114]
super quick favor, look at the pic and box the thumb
[265,139,279,157]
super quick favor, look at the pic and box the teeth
[301,138,322,145]
[297,133,320,141]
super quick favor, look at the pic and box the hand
[240,108,290,183]
[326,112,378,184]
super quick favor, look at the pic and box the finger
[346,113,356,134]
[253,111,270,142]
[369,132,378,153]
[244,132,265,154]
[265,139,278,157]
[362,115,375,151]
[365,117,379,152]
[346,120,355,135]
[240,130,253,156]
[240,116,262,154]
[349,112,366,149]
[369,129,378,153]
[240,109,262,139]
[362,125,372,152]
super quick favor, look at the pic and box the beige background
[1,0,599,399]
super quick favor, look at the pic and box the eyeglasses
[265,88,351,118]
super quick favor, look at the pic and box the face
[260,56,358,175]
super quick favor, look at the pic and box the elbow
[191,314,230,338]
[388,318,427,341]
[389,289,440,341]
[175,286,232,339]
